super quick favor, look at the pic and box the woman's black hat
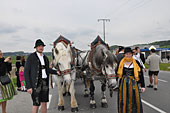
[34,39,46,48]
[124,47,133,54]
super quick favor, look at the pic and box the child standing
[19,66,26,92]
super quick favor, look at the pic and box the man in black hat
[24,39,59,113]
[117,46,125,63]
[114,46,125,90]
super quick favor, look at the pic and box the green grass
[7,56,52,64]
[160,45,170,48]
[145,63,170,71]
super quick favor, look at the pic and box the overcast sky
[0,0,170,52]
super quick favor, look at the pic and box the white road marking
[144,76,168,83]
[142,99,167,113]
[53,83,55,88]
[47,94,52,109]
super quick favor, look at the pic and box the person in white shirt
[132,48,146,92]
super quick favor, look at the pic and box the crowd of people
[0,39,163,113]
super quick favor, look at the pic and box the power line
[110,0,145,19]
[106,0,153,20]
[105,0,132,17]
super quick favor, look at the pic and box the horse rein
[103,64,117,79]
[55,63,72,76]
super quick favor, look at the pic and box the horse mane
[93,44,117,69]
[104,51,117,67]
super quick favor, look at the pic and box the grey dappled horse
[88,44,118,108]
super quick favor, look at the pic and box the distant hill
[134,40,170,48]
[110,45,119,50]
[149,40,170,48]
[110,40,170,50]
[3,51,52,57]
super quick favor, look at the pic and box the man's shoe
[147,85,153,88]
[154,88,157,90]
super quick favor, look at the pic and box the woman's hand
[141,88,145,93]
[4,57,11,62]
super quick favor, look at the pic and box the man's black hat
[124,47,133,54]
[34,39,46,48]
[118,46,124,52]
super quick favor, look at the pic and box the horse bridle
[102,63,117,79]
[55,62,72,76]
[52,46,72,76]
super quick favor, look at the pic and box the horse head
[102,49,117,73]
[100,46,118,87]
[52,42,72,83]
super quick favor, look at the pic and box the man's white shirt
[133,53,145,69]
[36,52,47,78]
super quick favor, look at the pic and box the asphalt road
[4,70,170,113]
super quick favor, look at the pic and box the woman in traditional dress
[0,50,17,113]
[117,47,145,113]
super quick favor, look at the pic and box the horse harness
[54,63,72,76]
[88,45,117,79]
[102,65,117,79]
[76,50,89,69]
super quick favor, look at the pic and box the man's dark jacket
[24,52,56,90]
[140,53,145,64]
[117,53,124,63]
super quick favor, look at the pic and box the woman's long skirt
[0,81,17,103]
[118,76,143,113]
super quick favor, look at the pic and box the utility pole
[98,19,110,42]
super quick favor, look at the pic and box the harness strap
[60,69,72,75]
[105,74,118,79]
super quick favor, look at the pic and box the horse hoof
[63,93,66,96]
[84,94,89,97]
[63,92,71,96]
[68,92,71,96]
[58,106,64,111]
[90,104,96,109]
[71,107,78,112]
[101,103,108,108]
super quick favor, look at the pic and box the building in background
[113,45,170,62]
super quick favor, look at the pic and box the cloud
[0,0,170,52]
[0,23,25,34]
[140,26,170,39]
